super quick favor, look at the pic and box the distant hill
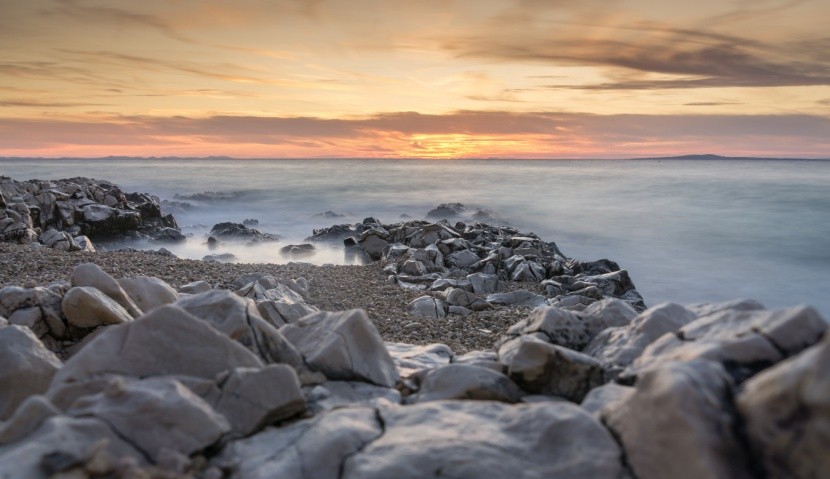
[637,154,829,161]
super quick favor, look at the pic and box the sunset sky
[1,0,829,158]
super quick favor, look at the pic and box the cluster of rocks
[313,216,645,319]
[207,222,281,245]
[0,176,181,251]
[0,261,827,478]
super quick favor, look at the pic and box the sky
[1,0,829,158]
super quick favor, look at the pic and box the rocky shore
[0,178,828,478]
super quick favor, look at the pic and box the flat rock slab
[343,400,624,479]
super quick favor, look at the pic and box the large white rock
[0,416,146,478]
[210,365,307,436]
[117,276,179,313]
[49,305,263,393]
[281,309,399,388]
[214,407,383,479]
[175,290,305,370]
[520,306,590,350]
[0,395,60,446]
[69,376,230,461]
[0,326,62,420]
[407,364,523,404]
[386,342,453,378]
[61,286,133,329]
[71,263,142,318]
[737,333,830,479]
[579,298,638,337]
[342,400,624,479]
[603,360,752,479]
[583,302,696,374]
[0,286,65,338]
[626,305,827,381]
[500,335,603,402]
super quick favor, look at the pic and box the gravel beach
[0,242,536,353]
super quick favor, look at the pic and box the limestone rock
[342,401,623,479]
[175,290,304,370]
[407,364,523,404]
[386,342,453,378]
[500,335,604,402]
[70,263,142,318]
[407,295,447,320]
[50,305,263,393]
[0,326,62,420]
[281,309,399,388]
[737,333,830,479]
[117,276,179,313]
[604,360,752,479]
[214,407,382,479]
[211,365,306,436]
[69,376,230,461]
[0,416,146,478]
[61,286,133,329]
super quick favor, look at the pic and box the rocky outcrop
[209,221,280,243]
[0,176,179,250]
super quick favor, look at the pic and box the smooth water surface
[3,158,829,316]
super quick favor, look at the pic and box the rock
[68,376,230,462]
[428,278,473,293]
[49,305,263,394]
[305,381,401,414]
[407,364,523,404]
[426,203,466,219]
[70,263,142,318]
[211,365,306,436]
[0,416,146,478]
[386,342,454,378]
[579,383,635,418]
[73,235,95,252]
[0,326,62,420]
[359,233,389,261]
[243,218,260,225]
[400,260,427,276]
[407,295,447,320]
[583,302,696,375]
[499,335,604,402]
[8,307,48,338]
[214,407,382,479]
[175,290,305,369]
[179,280,212,294]
[447,249,479,269]
[117,276,179,313]
[203,253,237,263]
[443,287,488,311]
[510,260,546,282]
[152,227,185,243]
[467,272,501,295]
[736,333,830,479]
[604,360,752,479]
[61,286,134,329]
[281,309,399,388]
[0,395,61,446]
[521,306,591,350]
[626,305,827,382]
[579,298,638,338]
[684,298,765,317]
[486,290,547,308]
[342,401,624,478]
[209,222,280,242]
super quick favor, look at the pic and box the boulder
[486,290,546,308]
[342,401,624,479]
[179,280,212,294]
[603,360,753,479]
[61,286,133,329]
[520,306,591,350]
[737,333,830,479]
[0,395,61,446]
[447,249,479,269]
[407,295,447,320]
[579,383,635,418]
[499,335,604,402]
[210,365,306,436]
[0,416,146,478]
[49,305,263,393]
[305,381,401,414]
[407,364,523,404]
[213,407,383,479]
[117,276,179,313]
[280,309,399,388]
[175,290,305,369]
[70,263,142,318]
[0,286,66,338]
[68,376,230,462]
[579,298,638,337]
[0,326,62,420]
[467,272,501,295]
[152,226,186,243]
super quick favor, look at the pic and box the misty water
[2,158,829,317]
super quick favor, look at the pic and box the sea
[2,158,829,318]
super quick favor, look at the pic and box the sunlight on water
[2,158,829,316]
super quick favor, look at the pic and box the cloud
[1,111,828,158]
[684,102,742,106]
[0,99,108,108]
